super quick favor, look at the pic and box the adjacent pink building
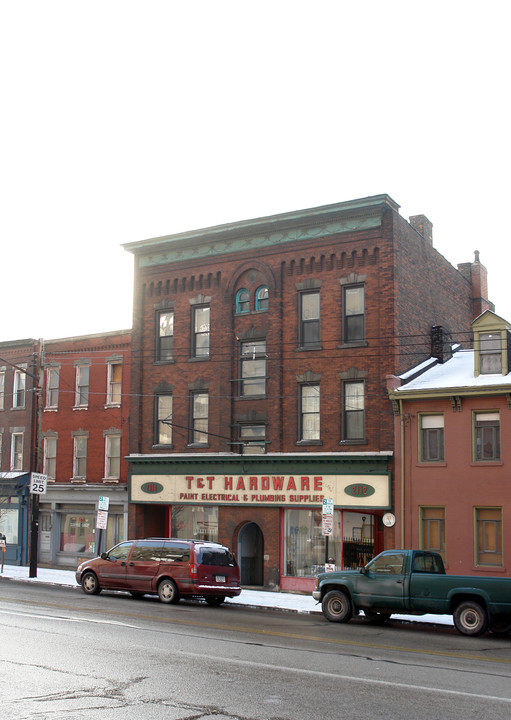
[387,310,511,576]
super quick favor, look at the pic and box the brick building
[0,338,39,565]
[38,330,131,567]
[387,310,510,576]
[124,194,490,591]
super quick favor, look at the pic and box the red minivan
[75,538,241,605]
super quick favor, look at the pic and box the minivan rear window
[198,548,236,567]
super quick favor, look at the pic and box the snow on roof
[397,349,511,393]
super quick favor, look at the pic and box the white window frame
[190,392,209,445]
[0,369,5,410]
[73,435,87,478]
[300,384,320,441]
[45,366,60,409]
[106,362,122,406]
[13,367,26,409]
[104,434,121,479]
[43,436,57,478]
[156,394,173,445]
[75,365,90,408]
[11,432,24,471]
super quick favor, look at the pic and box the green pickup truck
[312,549,511,636]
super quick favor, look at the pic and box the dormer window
[479,333,502,374]
[472,310,510,377]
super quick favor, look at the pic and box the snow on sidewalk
[0,564,454,626]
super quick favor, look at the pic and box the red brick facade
[124,195,490,591]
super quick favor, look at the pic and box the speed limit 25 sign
[30,473,48,495]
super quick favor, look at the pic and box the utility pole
[29,341,44,578]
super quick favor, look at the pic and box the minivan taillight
[189,564,198,577]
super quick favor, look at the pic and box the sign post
[322,498,334,568]
[96,496,110,555]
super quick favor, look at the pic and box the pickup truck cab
[312,549,511,636]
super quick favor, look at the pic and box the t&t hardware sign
[131,473,391,508]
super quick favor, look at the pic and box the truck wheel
[489,614,511,636]
[453,601,488,636]
[322,590,352,623]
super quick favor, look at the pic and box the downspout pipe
[399,397,405,549]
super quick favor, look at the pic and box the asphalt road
[1,580,510,720]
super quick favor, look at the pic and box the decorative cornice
[124,195,398,268]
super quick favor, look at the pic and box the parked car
[75,538,241,606]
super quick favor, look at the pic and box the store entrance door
[238,522,263,586]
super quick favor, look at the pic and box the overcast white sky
[1,1,510,342]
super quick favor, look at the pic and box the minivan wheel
[81,571,100,595]
[158,578,179,604]
[205,596,224,606]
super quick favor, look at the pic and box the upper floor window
[45,367,59,409]
[235,289,250,314]
[420,507,445,561]
[106,362,122,405]
[157,311,174,362]
[479,333,502,374]
[10,432,23,471]
[105,434,121,479]
[43,436,57,478]
[240,340,266,396]
[13,368,26,408]
[239,424,266,454]
[299,384,320,441]
[73,435,88,479]
[420,414,444,462]
[155,394,173,445]
[343,381,365,441]
[475,507,502,566]
[299,292,320,347]
[75,365,89,407]
[192,306,210,358]
[343,285,365,342]
[190,392,209,445]
[0,369,5,410]
[474,412,500,461]
[255,286,269,311]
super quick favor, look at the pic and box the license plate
[216,575,226,583]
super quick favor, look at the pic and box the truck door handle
[120,561,126,566]
[396,580,403,584]
[129,562,135,566]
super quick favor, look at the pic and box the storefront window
[284,509,375,576]
[60,513,95,553]
[171,505,218,542]
[0,499,19,544]
[284,508,341,577]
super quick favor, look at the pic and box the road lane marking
[2,597,510,666]
[0,608,140,628]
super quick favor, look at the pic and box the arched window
[236,288,250,314]
[255,286,269,311]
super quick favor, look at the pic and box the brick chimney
[431,325,452,364]
[409,214,433,245]
[457,251,494,319]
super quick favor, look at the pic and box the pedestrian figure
[0,533,6,573]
